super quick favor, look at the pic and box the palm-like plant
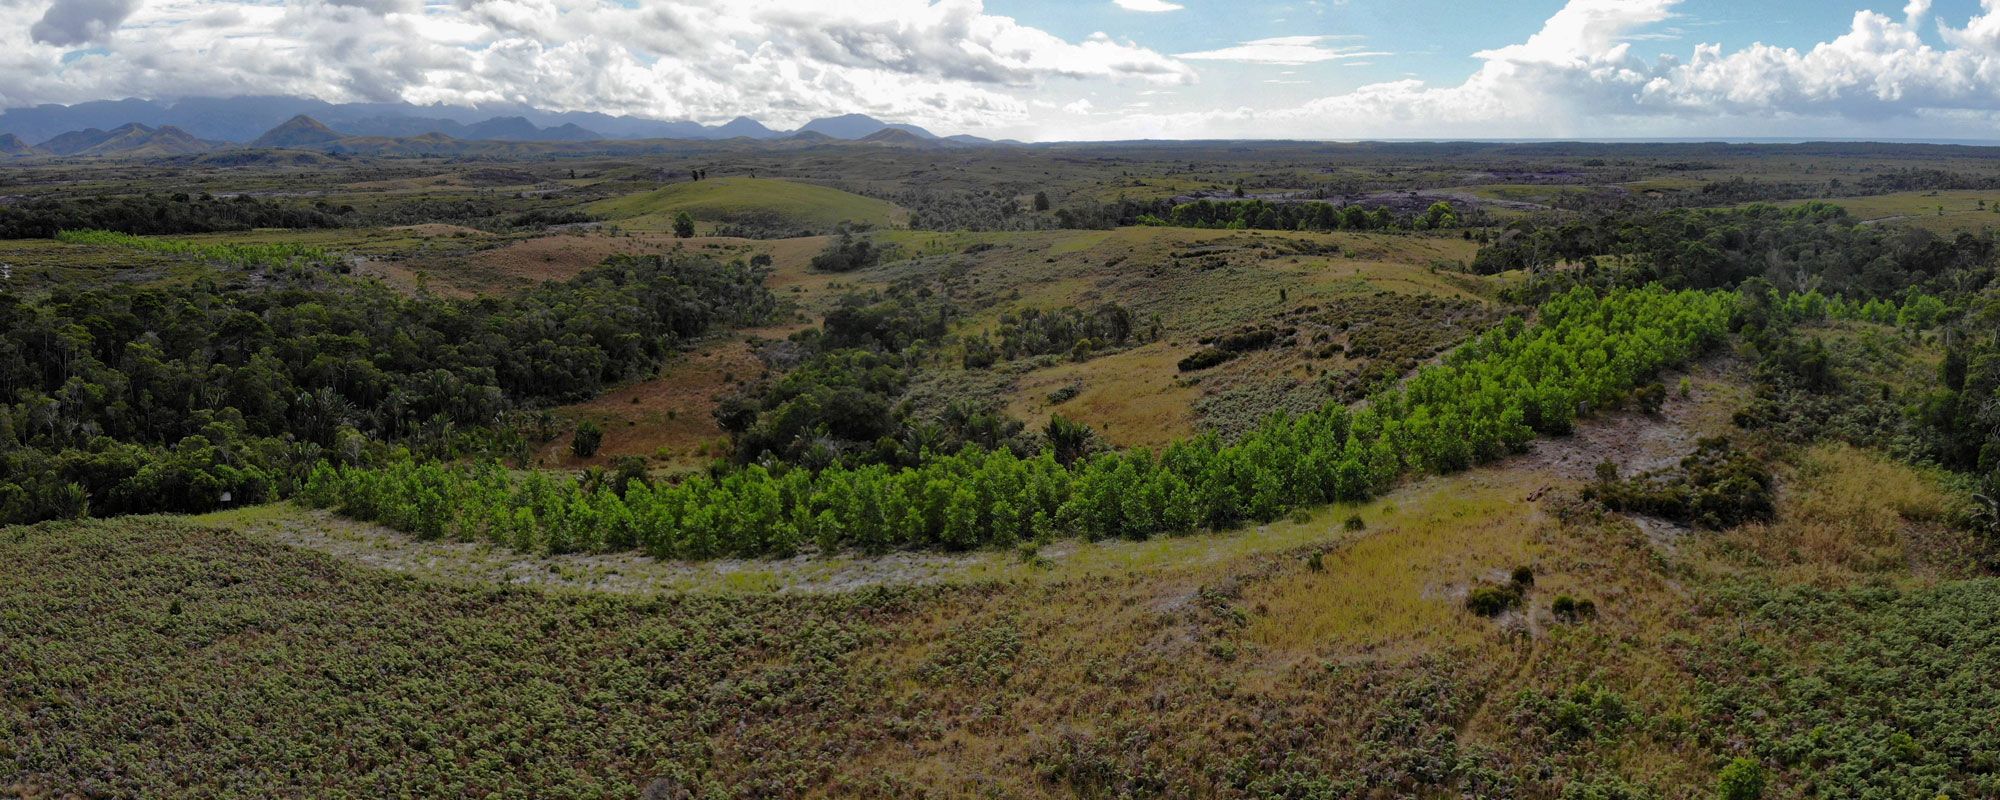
[1972,472,2000,540]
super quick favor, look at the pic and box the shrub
[1586,438,1774,529]
[571,421,604,459]
[1715,758,1766,800]
[1467,583,1524,616]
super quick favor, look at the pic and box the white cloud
[1,0,1194,130]
[21,0,2000,140]
[1112,0,1181,11]
[1247,0,2000,138]
[1177,35,1386,65]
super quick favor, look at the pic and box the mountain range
[0,96,997,154]
[0,110,1018,159]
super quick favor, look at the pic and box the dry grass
[1001,342,1201,448]
[536,336,767,471]
[1706,442,1969,582]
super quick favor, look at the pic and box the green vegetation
[0,192,350,238]
[1139,197,1462,231]
[963,303,1144,367]
[1586,437,1776,529]
[1476,202,1995,303]
[0,517,921,798]
[1692,580,2000,798]
[0,253,775,524]
[585,176,905,236]
[10,140,2000,797]
[55,228,336,270]
[301,285,1733,557]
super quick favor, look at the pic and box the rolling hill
[37,123,215,157]
[798,113,938,140]
[584,176,906,233]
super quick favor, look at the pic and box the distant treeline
[0,253,776,524]
[0,192,602,238]
[1135,198,1461,232]
[0,193,351,238]
[889,189,1462,233]
[1471,201,1998,302]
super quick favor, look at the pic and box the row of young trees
[301,285,1735,558]
[55,229,337,270]
[0,253,777,524]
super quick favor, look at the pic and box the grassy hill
[586,177,906,234]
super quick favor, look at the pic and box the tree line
[0,253,777,524]
[301,285,1735,558]
[1471,201,1997,303]
[1135,198,1461,232]
[0,193,352,239]
[55,229,338,271]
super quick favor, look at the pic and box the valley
[3,130,1999,798]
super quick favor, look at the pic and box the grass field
[585,177,907,234]
[1804,189,2000,234]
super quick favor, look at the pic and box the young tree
[1033,191,1051,212]
[571,420,604,458]
[672,211,696,239]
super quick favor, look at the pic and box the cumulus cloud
[1113,0,1182,11]
[1177,35,1388,65]
[2,0,1192,130]
[1255,0,2000,139]
[21,0,2000,139]
[31,0,142,45]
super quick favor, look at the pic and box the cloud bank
[0,0,1191,129]
[14,0,2000,139]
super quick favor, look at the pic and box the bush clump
[1586,437,1774,529]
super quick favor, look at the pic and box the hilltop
[36,123,214,157]
[248,115,344,148]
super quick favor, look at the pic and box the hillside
[248,114,344,148]
[0,133,43,157]
[36,123,214,157]
[585,176,907,233]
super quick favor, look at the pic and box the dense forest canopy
[0,253,776,523]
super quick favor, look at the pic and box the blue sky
[12,0,2000,140]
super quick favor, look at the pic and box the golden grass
[1243,477,1545,654]
[1001,343,1202,449]
[1708,442,1963,582]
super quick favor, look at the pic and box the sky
[9,0,2000,140]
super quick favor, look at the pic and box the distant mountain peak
[250,115,344,148]
[798,113,938,141]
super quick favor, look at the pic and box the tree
[672,211,696,238]
[571,421,604,458]
[1033,191,1051,212]
[1715,758,1766,800]
[1045,414,1098,467]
